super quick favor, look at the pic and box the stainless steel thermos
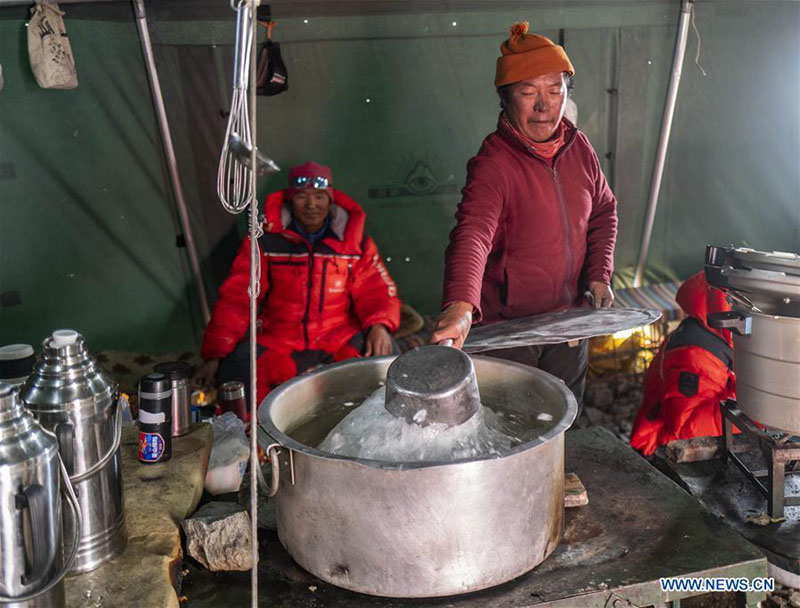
[152,361,191,437]
[0,383,80,607]
[19,330,126,574]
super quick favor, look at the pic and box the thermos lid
[219,381,245,401]
[153,361,192,382]
[0,344,34,361]
[0,344,35,383]
[51,329,79,348]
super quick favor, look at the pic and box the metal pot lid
[732,248,800,272]
[463,307,662,353]
[726,248,800,275]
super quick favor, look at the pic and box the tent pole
[632,0,693,288]
[133,0,211,324]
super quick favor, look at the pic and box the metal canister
[138,374,172,464]
[19,330,127,574]
[0,383,75,608]
[219,381,247,423]
[0,344,36,389]
[153,362,191,437]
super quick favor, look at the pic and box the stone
[788,590,800,607]
[745,511,786,526]
[585,382,614,409]
[65,423,213,608]
[565,472,588,508]
[627,388,644,404]
[182,502,253,572]
[614,380,637,398]
[585,407,610,426]
[770,595,790,607]
[666,436,721,463]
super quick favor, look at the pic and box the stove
[720,399,800,518]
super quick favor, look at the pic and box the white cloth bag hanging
[28,2,78,90]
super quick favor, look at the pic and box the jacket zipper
[507,118,578,309]
[318,259,328,314]
[302,246,314,350]
[551,164,574,307]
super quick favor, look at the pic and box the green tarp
[1,0,798,353]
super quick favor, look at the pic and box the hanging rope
[691,3,707,77]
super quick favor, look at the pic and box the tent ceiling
[1,0,684,22]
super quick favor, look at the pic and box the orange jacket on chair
[630,273,736,456]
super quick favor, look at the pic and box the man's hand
[429,301,474,349]
[587,281,614,309]
[364,325,393,357]
[193,358,220,390]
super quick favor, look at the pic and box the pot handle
[707,311,752,335]
[69,396,123,484]
[0,458,82,603]
[15,484,52,586]
[257,443,282,497]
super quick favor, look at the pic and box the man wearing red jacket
[630,272,736,456]
[195,161,401,404]
[431,22,618,410]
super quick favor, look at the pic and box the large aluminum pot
[258,355,577,598]
[719,310,800,434]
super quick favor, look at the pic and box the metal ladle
[384,345,481,427]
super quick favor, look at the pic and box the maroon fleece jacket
[443,116,618,324]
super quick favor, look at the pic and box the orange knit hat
[495,21,575,88]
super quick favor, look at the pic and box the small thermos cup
[138,373,172,464]
[153,361,192,437]
[219,381,248,422]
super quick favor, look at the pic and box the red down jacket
[201,188,401,360]
[442,115,617,323]
[630,273,736,456]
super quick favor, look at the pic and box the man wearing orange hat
[195,161,401,404]
[431,23,618,412]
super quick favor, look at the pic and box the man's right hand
[429,301,474,349]
[193,358,220,390]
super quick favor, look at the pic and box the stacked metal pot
[705,245,800,433]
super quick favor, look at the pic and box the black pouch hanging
[256,20,288,97]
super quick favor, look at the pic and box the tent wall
[1,1,798,353]
[0,11,203,352]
